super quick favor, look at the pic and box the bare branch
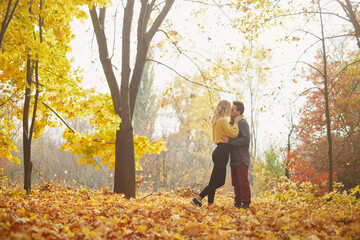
[298,60,325,78]
[148,58,233,93]
[292,86,324,104]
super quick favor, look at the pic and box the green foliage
[252,145,284,193]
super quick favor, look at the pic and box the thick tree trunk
[90,0,174,198]
[116,0,136,198]
[114,118,136,197]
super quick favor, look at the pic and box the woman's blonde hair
[211,100,232,125]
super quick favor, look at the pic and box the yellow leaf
[82,227,97,237]
[137,225,147,232]
[122,227,133,235]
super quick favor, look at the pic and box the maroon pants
[231,164,251,205]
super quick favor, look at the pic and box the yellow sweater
[212,117,239,144]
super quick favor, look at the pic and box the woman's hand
[234,115,242,123]
[221,136,229,143]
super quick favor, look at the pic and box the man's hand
[222,136,229,143]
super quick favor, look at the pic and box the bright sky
[68,0,352,158]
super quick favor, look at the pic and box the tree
[89,0,174,198]
[286,0,360,191]
[294,52,360,190]
[1,0,106,193]
[240,0,360,191]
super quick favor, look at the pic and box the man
[222,101,251,209]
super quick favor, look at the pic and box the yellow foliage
[59,92,167,171]
[0,113,20,164]
[0,0,110,163]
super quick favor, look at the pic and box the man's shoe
[191,198,202,207]
[234,203,241,208]
[241,203,250,209]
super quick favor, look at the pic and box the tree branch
[42,102,75,133]
[292,86,324,104]
[146,0,175,43]
[148,58,232,93]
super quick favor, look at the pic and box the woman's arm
[219,118,239,138]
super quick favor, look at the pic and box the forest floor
[1,176,360,239]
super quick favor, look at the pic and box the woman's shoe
[191,198,202,207]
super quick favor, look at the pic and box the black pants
[199,143,231,204]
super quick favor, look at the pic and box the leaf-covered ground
[1,179,359,239]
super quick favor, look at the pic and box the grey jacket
[228,119,250,167]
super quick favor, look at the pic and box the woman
[191,100,241,207]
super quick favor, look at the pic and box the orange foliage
[295,54,360,190]
[287,150,333,193]
[1,170,360,239]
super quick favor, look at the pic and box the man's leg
[238,163,251,206]
[231,166,242,206]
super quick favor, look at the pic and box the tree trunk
[23,0,42,194]
[115,0,136,198]
[90,0,174,198]
[285,135,291,179]
[319,3,333,192]
[23,55,33,194]
[114,119,136,197]
[285,108,293,179]
[0,0,20,49]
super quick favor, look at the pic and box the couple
[191,100,251,209]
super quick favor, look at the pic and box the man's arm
[227,120,250,146]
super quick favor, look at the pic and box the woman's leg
[205,144,230,204]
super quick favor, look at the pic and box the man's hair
[233,101,245,115]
